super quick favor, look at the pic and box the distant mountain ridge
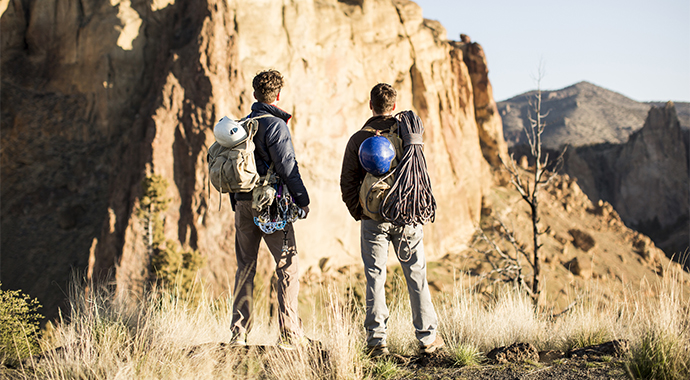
[498,81,690,149]
[499,82,689,260]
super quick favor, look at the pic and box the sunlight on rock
[0,0,9,18]
[151,0,175,11]
[111,0,142,51]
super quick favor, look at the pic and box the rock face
[1,0,507,318]
[564,102,689,257]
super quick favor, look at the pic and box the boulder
[487,342,539,364]
[568,229,596,252]
[564,256,592,280]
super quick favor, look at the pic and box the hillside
[498,81,653,149]
[498,81,690,151]
[563,103,689,258]
[311,171,690,312]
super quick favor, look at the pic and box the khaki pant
[361,218,438,347]
[231,200,303,338]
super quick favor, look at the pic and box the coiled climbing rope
[380,110,436,227]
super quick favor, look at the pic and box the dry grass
[7,268,690,379]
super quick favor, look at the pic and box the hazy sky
[412,0,690,102]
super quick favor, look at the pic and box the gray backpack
[208,114,271,197]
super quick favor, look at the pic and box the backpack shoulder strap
[361,126,377,134]
[389,121,399,136]
[240,114,273,139]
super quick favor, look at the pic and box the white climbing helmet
[214,116,248,148]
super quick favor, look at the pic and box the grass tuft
[452,343,483,367]
[365,357,403,380]
[627,330,690,380]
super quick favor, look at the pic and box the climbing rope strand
[381,110,436,227]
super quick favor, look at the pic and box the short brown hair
[253,69,284,103]
[370,83,396,114]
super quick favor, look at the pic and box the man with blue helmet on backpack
[339,83,444,357]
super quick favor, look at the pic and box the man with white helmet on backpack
[229,69,310,350]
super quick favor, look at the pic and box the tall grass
[12,282,365,380]
[626,270,690,379]
[438,279,548,353]
[9,267,690,379]
[437,271,690,377]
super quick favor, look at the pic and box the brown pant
[231,200,303,338]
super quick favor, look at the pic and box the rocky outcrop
[487,343,539,364]
[564,102,689,258]
[1,0,506,318]
[453,34,507,167]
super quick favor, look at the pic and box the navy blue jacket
[234,102,309,208]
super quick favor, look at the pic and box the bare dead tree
[500,66,566,303]
[472,218,535,300]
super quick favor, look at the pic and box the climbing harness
[253,182,305,253]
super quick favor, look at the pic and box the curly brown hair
[252,69,284,104]
[370,83,396,114]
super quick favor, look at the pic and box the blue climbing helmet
[359,135,396,176]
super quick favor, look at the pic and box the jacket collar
[362,115,397,130]
[250,102,292,123]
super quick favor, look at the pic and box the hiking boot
[229,331,247,347]
[277,334,313,351]
[420,334,445,354]
[366,344,390,357]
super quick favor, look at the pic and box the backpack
[208,114,271,196]
[359,124,403,221]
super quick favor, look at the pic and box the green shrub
[138,175,204,300]
[627,330,690,380]
[0,285,43,366]
[151,240,205,300]
[137,174,170,249]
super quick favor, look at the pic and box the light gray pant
[361,218,438,347]
[231,200,303,338]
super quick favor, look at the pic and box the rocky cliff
[1,0,507,319]
[564,103,689,257]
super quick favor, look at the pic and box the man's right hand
[300,206,310,219]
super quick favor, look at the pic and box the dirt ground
[380,351,629,380]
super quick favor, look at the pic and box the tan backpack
[358,124,403,221]
[208,114,271,196]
